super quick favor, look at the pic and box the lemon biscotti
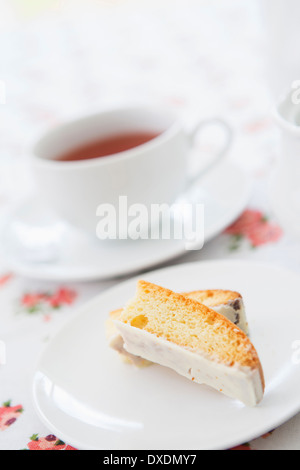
[107,288,249,366]
[113,280,265,406]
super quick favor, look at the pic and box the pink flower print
[20,287,77,316]
[225,209,283,250]
[225,210,264,237]
[21,293,46,309]
[0,273,13,286]
[27,434,77,450]
[0,401,23,430]
[248,223,283,247]
[47,288,77,308]
[244,118,272,134]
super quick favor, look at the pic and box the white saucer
[32,260,300,450]
[1,163,251,281]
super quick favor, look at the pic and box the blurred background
[1,0,300,247]
[0,0,284,201]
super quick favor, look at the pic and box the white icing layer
[109,298,249,366]
[114,320,264,407]
[109,328,151,367]
[213,299,249,335]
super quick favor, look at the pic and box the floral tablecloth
[0,0,300,450]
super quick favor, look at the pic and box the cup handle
[187,118,233,188]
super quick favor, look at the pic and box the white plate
[32,260,300,450]
[1,163,251,281]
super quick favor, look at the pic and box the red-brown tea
[55,131,160,162]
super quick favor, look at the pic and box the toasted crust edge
[128,280,264,389]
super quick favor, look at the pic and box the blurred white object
[31,106,231,236]
[269,88,300,238]
[261,0,300,99]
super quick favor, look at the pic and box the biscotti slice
[183,289,249,334]
[107,288,249,367]
[114,281,265,406]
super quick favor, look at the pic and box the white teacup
[32,106,232,236]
